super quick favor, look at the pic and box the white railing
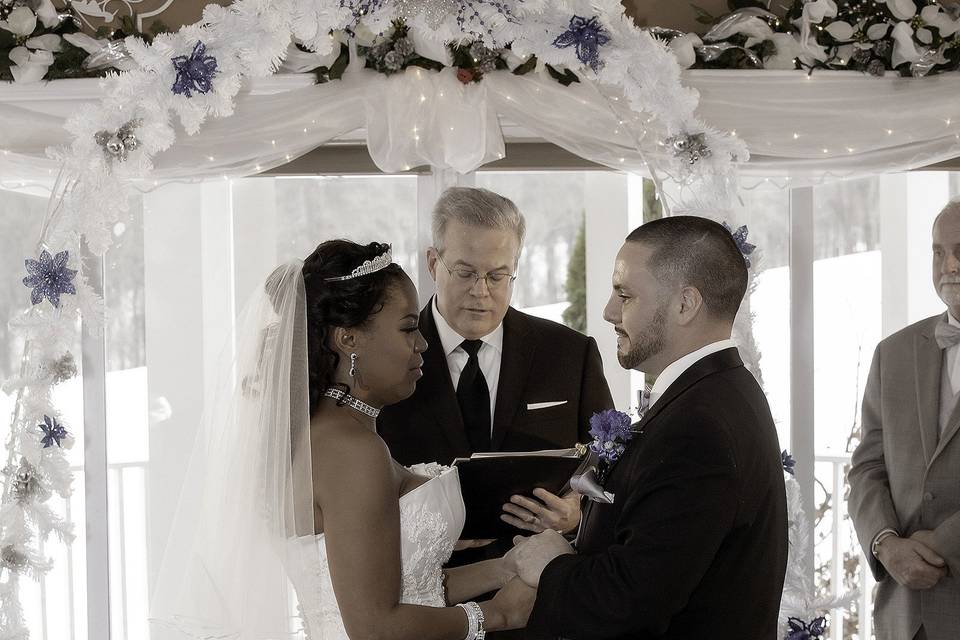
[816,452,876,640]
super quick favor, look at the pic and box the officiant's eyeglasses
[435,252,517,290]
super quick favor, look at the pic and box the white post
[584,172,631,410]
[789,185,816,587]
[879,174,909,338]
[81,248,110,640]
[415,169,459,305]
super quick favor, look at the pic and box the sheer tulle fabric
[3,69,960,191]
[149,260,316,640]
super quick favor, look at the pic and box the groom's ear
[676,286,704,326]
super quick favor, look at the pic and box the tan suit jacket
[849,313,960,640]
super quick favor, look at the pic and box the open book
[452,447,587,539]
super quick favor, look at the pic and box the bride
[149,240,532,639]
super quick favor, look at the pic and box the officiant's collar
[431,297,504,357]
[648,339,738,408]
[949,311,960,328]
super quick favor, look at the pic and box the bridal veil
[150,260,318,639]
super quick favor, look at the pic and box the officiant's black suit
[377,302,614,466]
[527,348,787,640]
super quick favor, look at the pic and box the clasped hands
[489,528,576,628]
[877,530,950,590]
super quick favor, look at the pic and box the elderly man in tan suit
[849,200,960,640]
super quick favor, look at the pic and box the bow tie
[935,320,960,349]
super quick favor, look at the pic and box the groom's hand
[501,488,581,533]
[505,530,574,588]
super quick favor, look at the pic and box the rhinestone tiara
[324,247,393,282]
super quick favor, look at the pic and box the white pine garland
[1,1,744,636]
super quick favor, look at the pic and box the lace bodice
[288,464,465,639]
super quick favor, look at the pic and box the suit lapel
[601,347,744,479]
[635,347,744,434]
[916,316,943,465]
[491,308,535,451]
[419,301,471,454]
[928,314,960,462]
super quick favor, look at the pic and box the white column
[415,169,459,305]
[789,186,816,586]
[142,183,224,597]
[230,178,278,314]
[879,174,909,338]
[81,248,110,640]
[584,172,631,410]
[906,172,949,324]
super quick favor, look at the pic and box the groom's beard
[618,303,667,370]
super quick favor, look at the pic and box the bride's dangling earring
[349,352,357,378]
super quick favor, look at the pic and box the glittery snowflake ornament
[553,15,610,71]
[22,249,77,308]
[722,221,757,268]
[39,415,68,449]
[786,615,827,640]
[171,41,219,97]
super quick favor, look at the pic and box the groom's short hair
[626,216,748,323]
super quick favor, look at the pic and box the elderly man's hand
[501,489,581,534]
[878,533,948,590]
[504,529,574,588]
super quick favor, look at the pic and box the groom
[502,216,788,639]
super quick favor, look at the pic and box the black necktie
[457,339,491,452]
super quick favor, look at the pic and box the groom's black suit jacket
[377,301,614,466]
[527,348,788,640]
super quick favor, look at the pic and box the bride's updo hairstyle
[300,240,406,416]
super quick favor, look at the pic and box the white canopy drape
[2,68,959,190]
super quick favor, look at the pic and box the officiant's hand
[505,529,574,588]
[501,488,581,533]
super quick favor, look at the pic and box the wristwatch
[871,528,899,558]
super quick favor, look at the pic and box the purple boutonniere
[588,409,636,465]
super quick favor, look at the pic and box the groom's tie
[457,339,491,452]
[935,319,960,349]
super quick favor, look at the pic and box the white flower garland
[0,1,744,636]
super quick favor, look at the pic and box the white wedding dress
[288,464,466,639]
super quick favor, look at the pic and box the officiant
[378,186,613,539]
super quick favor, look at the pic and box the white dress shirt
[648,339,739,409]
[431,299,503,434]
[939,312,960,435]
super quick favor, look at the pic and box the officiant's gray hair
[432,187,526,254]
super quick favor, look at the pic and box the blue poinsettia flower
[781,449,796,476]
[588,409,634,464]
[786,615,827,640]
[552,15,610,71]
[723,221,757,268]
[39,415,68,449]
[23,249,77,308]
[171,41,219,97]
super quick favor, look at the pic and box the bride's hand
[453,538,496,551]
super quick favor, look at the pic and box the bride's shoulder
[311,418,392,479]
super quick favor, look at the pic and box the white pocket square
[526,401,568,410]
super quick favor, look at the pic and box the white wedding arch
[4,1,959,639]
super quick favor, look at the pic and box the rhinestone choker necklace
[323,388,381,418]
